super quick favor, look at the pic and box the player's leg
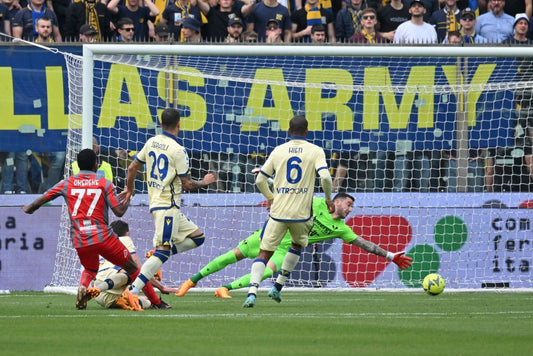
[75,245,102,310]
[244,220,284,307]
[218,243,283,298]
[130,209,178,294]
[95,237,140,292]
[269,220,313,303]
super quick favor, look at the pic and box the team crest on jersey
[166,218,172,225]
[123,249,128,258]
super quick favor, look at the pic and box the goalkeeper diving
[175,193,412,299]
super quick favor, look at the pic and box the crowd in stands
[1,0,533,194]
[1,0,533,43]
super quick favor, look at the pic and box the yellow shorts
[152,208,199,248]
[260,217,314,251]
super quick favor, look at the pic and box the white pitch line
[1,310,532,319]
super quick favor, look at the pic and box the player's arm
[22,194,51,214]
[317,167,333,212]
[350,237,412,270]
[150,278,179,294]
[120,159,143,203]
[180,172,216,191]
[111,198,130,217]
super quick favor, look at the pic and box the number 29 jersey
[135,131,190,212]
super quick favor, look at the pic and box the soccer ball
[422,273,445,296]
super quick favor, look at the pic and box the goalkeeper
[94,220,178,310]
[175,193,412,299]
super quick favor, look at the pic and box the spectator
[154,22,173,42]
[430,0,461,43]
[107,0,159,42]
[349,7,386,43]
[376,0,409,42]
[443,7,488,43]
[242,28,259,41]
[393,0,438,44]
[290,0,335,43]
[264,17,284,42]
[403,0,439,22]
[225,15,245,42]
[197,0,244,42]
[114,17,136,42]
[64,0,113,42]
[1,0,19,34]
[0,1,11,38]
[504,0,532,18]
[475,0,514,43]
[79,23,98,42]
[181,15,202,41]
[335,0,366,42]
[444,29,463,43]
[12,0,62,41]
[72,137,113,182]
[0,152,28,194]
[159,0,202,42]
[246,0,292,42]
[443,149,486,192]
[35,16,54,42]
[39,151,66,192]
[46,0,69,38]
[309,23,326,42]
[392,149,440,192]
[504,14,533,189]
[503,12,531,43]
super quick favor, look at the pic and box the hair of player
[77,149,97,171]
[333,192,355,203]
[289,115,308,135]
[161,108,180,128]
[110,220,129,237]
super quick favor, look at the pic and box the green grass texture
[1,291,532,356]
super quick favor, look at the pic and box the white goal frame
[44,45,533,294]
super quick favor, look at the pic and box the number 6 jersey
[135,131,190,212]
[259,136,329,221]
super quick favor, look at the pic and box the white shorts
[152,208,198,248]
[260,217,314,251]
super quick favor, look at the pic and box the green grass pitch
[1,291,532,355]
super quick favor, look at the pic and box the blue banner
[0,46,515,153]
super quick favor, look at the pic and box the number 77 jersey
[260,137,329,221]
[135,132,189,212]
[45,172,122,248]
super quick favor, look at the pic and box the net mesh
[48,47,533,291]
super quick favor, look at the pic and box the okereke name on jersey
[73,179,99,186]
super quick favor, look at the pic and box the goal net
[47,45,533,293]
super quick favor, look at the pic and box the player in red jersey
[22,149,140,310]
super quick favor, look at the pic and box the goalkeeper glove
[391,252,412,270]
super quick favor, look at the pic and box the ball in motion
[422,273,445,296]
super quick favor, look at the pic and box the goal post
[46,45,533,293]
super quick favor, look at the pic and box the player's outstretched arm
[350,237,412,270]
[22,194,51,214]
[150,278,179,294]
[180,173,216,191]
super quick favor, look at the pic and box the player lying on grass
[93,220,179,311]
[175,193,412,299]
